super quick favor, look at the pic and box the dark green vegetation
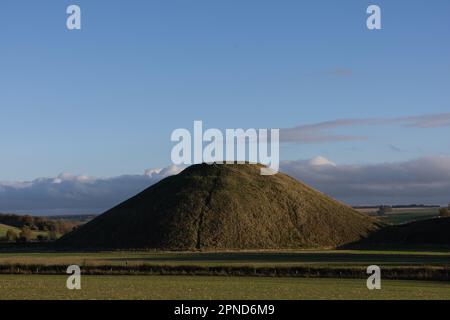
[58,164,378,250]
[1,275,449,300]
[355,218,450,248]
[1,263,448,281]
[0,250,449,280]
[2,250,449,267]
[0,213,79,242]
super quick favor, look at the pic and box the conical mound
[58,163,378,250]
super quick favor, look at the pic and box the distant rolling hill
[58,163,379,250]
[0,223,21,237]
[0,223,48,240]
[349,217,450,247]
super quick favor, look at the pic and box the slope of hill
[0,213,78,235]
[352,217,450,247]
[0,224,21,238]
[0,223,49,240]
[58,163,379,250]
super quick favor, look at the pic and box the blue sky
[1,0,449,181]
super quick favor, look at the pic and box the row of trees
[0,213,79,235]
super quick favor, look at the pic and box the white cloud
[280,113,450,143]
[281,156,450,206]
[308,156,336,167]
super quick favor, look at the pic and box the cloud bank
[280,113,450,143]
[0,165,183,215]
[1,156,449,215]
[281,156,450,206]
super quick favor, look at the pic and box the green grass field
[0,224,21,238]
[0,275,449,300]
[0,250,448,299]
[382,209,440,225]
[363,208,440,225]
[0,249,449,267]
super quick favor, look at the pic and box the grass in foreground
[0,275,449,300]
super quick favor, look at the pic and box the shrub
[36,234,49,242]
[18,226,33,242]
[48,230,58,241]
[439,208,450,217]
[5,229,18,242]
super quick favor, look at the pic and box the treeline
[0,213,80,243]
[2,227,50,243]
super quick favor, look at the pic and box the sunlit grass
[0,275,449,300]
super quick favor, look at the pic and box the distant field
[0,250,449,267]
[0,275,449,300]
[358,208,440,225]
[381,209,440,225]
[0,224,49,240]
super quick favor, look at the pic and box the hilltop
[58,163,378,250]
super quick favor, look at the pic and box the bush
[48,230,58,241]
[5,229,18,242]
[36,234,49,242]
[18,226,33,242]
[439,208,450,217]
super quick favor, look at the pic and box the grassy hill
[0,223,49,240]
[349,217,450,248]
[0,224,21,238]
[58,163,379,250]
[0,213,80,242]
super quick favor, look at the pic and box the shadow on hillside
[341,217,450,252]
